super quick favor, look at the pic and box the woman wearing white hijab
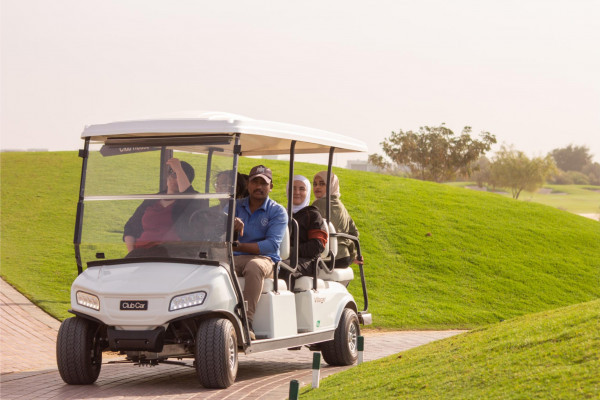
[280,175,328,282]
[312,171,360,269]
[290,175,311,213]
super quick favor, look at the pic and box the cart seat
[293,276,327,292]
[316,221,353,283]
[237,277,288,293]
[318,267,354,282]
[320,221,338,259]
[280,223,290,260]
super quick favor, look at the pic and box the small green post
[312,352,321,369]
[312,352,321,388]
[289,379,300,400]
[357,335,364,364]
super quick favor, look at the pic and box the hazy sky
[2,0,599,166]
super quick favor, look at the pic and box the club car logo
[120,300,148,310]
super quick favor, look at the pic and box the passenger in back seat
[279,175,328,283]
[312,171,363,269]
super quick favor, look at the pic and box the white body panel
[72,262,354,339]
[294,279,355,333]
[71,262,237,328]
[253,291,298,338]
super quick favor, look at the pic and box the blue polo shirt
[234,196,288,263]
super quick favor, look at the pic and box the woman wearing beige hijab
[312,171,361,268]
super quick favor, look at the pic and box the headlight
[76,291,100,311]
[169,291,207,311]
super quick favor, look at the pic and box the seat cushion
[237,277,288,293]
[293,276,328,292]
[318,267,354,282]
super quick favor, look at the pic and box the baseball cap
[248,165,272,184]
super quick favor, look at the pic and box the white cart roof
[82,111,368,156]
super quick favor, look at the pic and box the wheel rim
[348,321,358,355]
[227,335,236,371]
[90,328,102,368]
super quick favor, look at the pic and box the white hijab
[287,175,311,213]
[315,171,340,198]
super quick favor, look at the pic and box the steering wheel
[187,208,227,242]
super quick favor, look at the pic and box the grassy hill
[446,181,600,215]
[1,152,599,327]
[300,299,600,399]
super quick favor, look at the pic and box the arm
[340,202,364,265]
[298,235,325,259]
[167,158,191,192]
[232,216,260,254]
[235,241,261,254]
[298,208,327,259]
[124,235,136,252]
[348,215,359,239]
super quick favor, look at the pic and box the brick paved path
[1,279,464,399]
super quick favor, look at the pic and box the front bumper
[107,326,165,352]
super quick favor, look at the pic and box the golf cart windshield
[79,135,237,265]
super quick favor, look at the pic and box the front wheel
[56,317,103,384]
[195,318,238,388]
[321,308,360,366]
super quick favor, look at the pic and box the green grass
[1,152,600,326]
[446,182,600,215]
[520,185,600,215]
[300,299,600,399]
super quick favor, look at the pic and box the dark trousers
[325,255,354,269]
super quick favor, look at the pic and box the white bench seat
[293,276,328,292]
[237,277,288,293]
[318,267,354,282]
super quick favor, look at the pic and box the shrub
[566,170,590,185]
[582,162,600,185]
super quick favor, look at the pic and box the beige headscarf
[315,171,340,198]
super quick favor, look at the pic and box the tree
[489,145,556,199]
[367,153,391,171]
[370,124,496,182]
[471,156,491,188]
[582,162,600,185]
[550,145,592,172]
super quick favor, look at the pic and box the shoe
[248,321,256,340]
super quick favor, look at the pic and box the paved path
[1,279,465,399]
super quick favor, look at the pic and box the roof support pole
[277,140,298,294]
[74,138,90,275]
[326,147,335,223]
[159,147,174,193]
[286,140,297,219]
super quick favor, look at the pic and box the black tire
[56,317,103,384]
[321,308,360,366]
[195,318,238,388]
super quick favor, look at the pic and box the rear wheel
[56,317,103,384]
[321,308,360,366]
[195,318,238,388]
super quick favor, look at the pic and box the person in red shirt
[123,158,197,256]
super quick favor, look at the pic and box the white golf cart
[57,111,371,388]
